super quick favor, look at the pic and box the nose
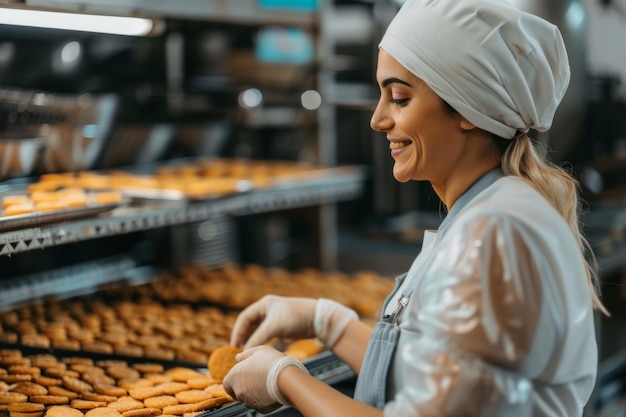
[370,99,391,132]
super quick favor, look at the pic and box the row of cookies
[22,158,323,200]
[0,299,237,364]
[0,349,234,417]
[0,289,324,365]
[1,188,124,217]
[142,262,395,319]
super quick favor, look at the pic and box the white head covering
[379,0,570,139]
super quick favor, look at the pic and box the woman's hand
[223,345,309,414]
[230,295,359,351]
[229,295,317,349]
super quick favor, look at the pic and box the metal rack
[0,166,365,256]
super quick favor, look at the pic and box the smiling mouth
[389,141,411,150]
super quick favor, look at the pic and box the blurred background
[0,1,624,416]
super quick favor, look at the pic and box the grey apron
[353,168,504,409]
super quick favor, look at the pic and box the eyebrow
[381,77,412,88]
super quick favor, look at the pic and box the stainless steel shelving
[0,166,366,256]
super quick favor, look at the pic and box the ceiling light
[0,7,163,37]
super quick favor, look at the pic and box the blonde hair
[501,133,609,316]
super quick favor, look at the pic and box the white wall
[584,0,626,96]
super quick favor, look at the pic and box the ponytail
[501,133,609,316]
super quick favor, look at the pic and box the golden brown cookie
[118,379,153,391]
[7,403,45,412]
[45,405,85,417]
[93,384,127,397]
[162,368,202,383]
[84,408,123,417]
[29,396,70,405]
[162,397,230,415]
[207,346,242,382]
[142,396,178,409]
[121,408,161,417]
[69,400,107,410]
[204,384,231,400]
[33,376,62,387]
[48,385,80,400]
[128,386,165,401]
[9,366,41,377]
[131,364,163,375]
[10,381,48,396]
[0,391,28,404]
[154,382,188,395]
[186,376,220,390]
[62,376,93,393]
[174,390,211,404]
[8,411,44,417]
[105,398,144,413]
[81,392,117,403]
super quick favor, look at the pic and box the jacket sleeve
[384,214,558,417]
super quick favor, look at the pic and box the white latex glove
[230,295,359,350]
[223,345,309,414]
[230,295,317,349]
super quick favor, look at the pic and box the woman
[223,0,608,416]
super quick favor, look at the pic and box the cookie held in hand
[208,346,243,381]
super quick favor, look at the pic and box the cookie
[7,411,44,417]
[131,364,163,374]
[207,346,242,381]
[93,384,127,397]
[32,376,62,387]
[128,386,164,401]
[84,408,123,417]
[62,376,93,393]
[48,386,80,400]
[10,381,48,396]
[154,382,188,395]
[204,384,231,400]
[81,392,117,403]
[44,405,85,417]
[105,398,144,413]
[29,396,70,405]
[186,376,220,390]
[7,403,45,412]
[162,368,202,383]
[121,408,162,417]
[69,400,107,410]
[0,392,28,404]
[174,390,211,404]
[143,396,178,409]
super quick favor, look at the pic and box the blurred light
[0,8,161,37]
[565,2,585,30]
[0,42,15,66]
[61,41,81,63]
[301,90,321,110]
[238,88,263,109]
[82,124,98,139]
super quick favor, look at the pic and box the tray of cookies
[0,348,242,417]
[0,188,126,232]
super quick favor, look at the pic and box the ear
[459,117,477,132]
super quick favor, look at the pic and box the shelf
[22,0,319,27]
[0,165,366,256]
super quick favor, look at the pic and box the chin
[392,170,412,183]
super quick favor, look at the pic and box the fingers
[230,297,271,347]
[242,321,274,349]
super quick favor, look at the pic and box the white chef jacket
[384,175,598,417]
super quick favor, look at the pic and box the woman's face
[370,49,468,184]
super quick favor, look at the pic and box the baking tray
[0,343,350,417]
[0,202,122,231]
[0,343,243,417]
